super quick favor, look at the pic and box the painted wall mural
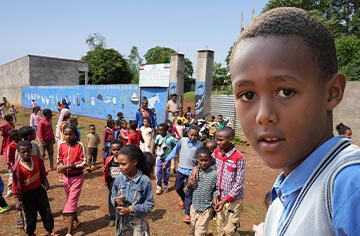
[194,82,205,117]
[22,85,140,120]
[140,87,168,125]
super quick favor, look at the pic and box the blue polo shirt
[272,136,360,235]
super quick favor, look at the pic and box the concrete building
[0,55,88,105]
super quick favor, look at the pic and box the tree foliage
[262,0,360,80]
[144,46,176,64]
[82,48,132,84]
[128,46,143,84]
[213,62,230,86]
[86,33,107,50]
[144,46,194,82]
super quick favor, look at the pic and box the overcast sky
[0,0,268,67]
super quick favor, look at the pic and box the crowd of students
[3,6,360,236]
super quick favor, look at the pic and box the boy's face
[187,129,199,142]
[111,143,122,157]
[231,36,344,175]
[197,153,212,170]
[89,126,96,134]
[216,132,233,151]
[18,146,32,161]
[157,126,167,136]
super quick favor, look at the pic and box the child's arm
[139,132,144,143]
[162,140,182,169]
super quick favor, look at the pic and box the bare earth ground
[0,108,280,236]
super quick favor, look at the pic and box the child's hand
[57,164,64,173]
[162,160,168,170]
[187,178,197,189]
[214,199,227,212]
[116,206,131,215]
[190,166,199,180]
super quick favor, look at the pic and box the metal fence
[209,94,247,142]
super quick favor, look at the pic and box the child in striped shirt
[187,147,217,236]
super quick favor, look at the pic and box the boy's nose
[255,99,278,126]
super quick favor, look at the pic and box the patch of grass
[183,91,194,102]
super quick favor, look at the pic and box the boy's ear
[326,73,346,111]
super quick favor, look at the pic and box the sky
[0,0,268,68]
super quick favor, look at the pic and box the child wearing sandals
[12,141,56,236]
[57,124,86,236]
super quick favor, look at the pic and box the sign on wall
[22,85,140,120]
[139,63,170,87]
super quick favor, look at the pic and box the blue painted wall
[22,85,140,120]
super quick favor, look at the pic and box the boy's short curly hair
[231,7,337,79]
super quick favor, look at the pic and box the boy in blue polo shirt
[231,7,360,235]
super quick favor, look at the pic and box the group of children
[3,6,360,236]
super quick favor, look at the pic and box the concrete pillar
[195,50,214,118]
[169,53,184,103]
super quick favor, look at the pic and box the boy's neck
[222,143,234,153]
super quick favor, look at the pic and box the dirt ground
[0,108,280,236]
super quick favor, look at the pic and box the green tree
[86,33,106,50]
[82,48,133,84]
[143,46,194,90]
[263,0,359,37]
[336,35,360,80]
[213,62,230,86]
[128,46,143,84]
[144,46,176,64]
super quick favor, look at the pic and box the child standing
[57,123,86,236]
[187,147,217,236]
[229,7,360,235]
[111,144,155,236]
[119,120,129,145]
[104,140,124,227]
[175,119,186,139]
[0,176,11,213]
[12,141,55,236]
[30,106,41,131]
[208,115,217,139]
[103,119,115,163]
[0,114,15,155]
[335,122,352,139]
[5,130,20,197]
[86,124,100,172]
[69,117,81,142]
[140,117,153,152]
[213,127,245,236]
[163,126,202,223]
[216,114,229,131]
[127,120,144,147]
[9,104,19,123]
[55,108,71,146]
[153,123,177,195]
[37,109,55,170]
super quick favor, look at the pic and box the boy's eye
[278,88,295,98]
[239,92,255,101]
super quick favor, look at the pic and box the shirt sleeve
[37,121,44,142]
[332,164,360,236]
[226,158,246,202]
[165,140,182,161]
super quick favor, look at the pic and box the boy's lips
[257,133,285,152]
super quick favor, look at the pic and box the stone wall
[333,81,360,144]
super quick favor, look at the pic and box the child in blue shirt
[231,7,360,235]
[153,123,177,195]
[111,144,155,236]
[163,126,202,223]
